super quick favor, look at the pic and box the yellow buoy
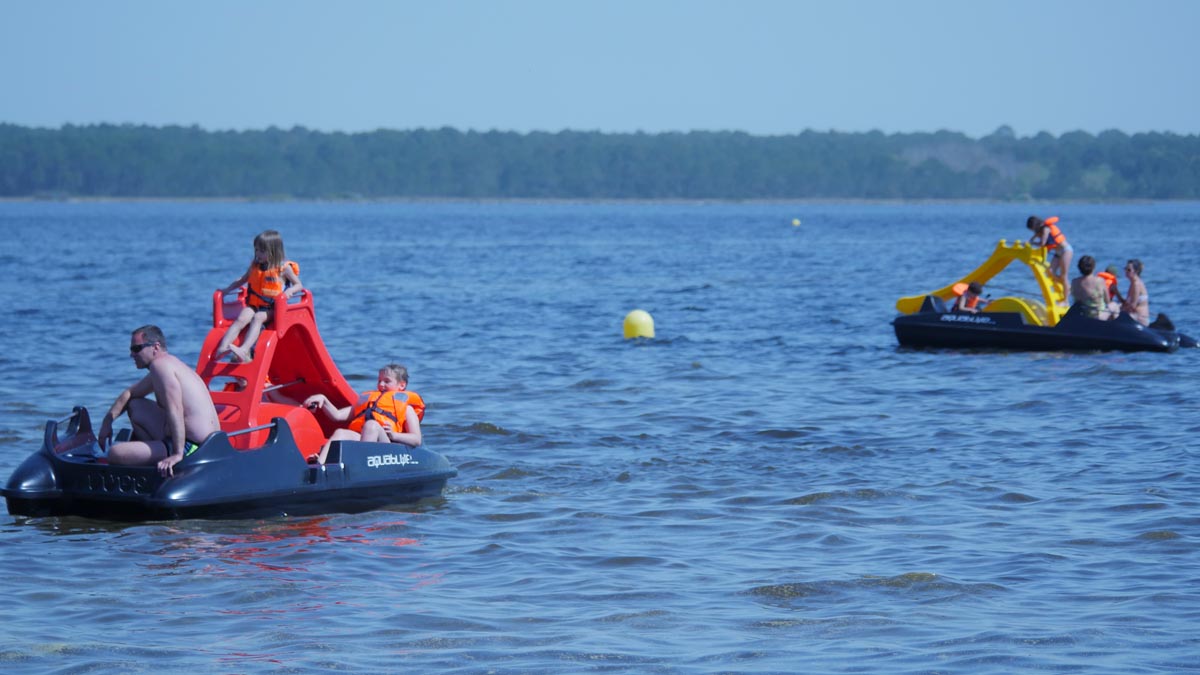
[623,309,655,339]
[792,218,801,226]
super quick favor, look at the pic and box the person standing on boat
[98,325,221,477]
[303,363,424,464]
[1069,256,1113,320]
[1121,259,1150,325]
[1026,215,1072,302]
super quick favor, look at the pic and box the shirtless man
[97,325,221,477]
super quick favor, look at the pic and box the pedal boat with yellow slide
[892,240,1196,353]
[2,290,456,520]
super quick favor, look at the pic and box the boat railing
[226,422,278,438]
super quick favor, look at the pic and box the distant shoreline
[7,124,1197,200]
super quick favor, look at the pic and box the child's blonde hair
[381,363,409,384]
[253,230,286,270]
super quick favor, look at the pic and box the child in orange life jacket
[1026,215,1072,301]
[1097,265,1122,302]
[1097,264,1123,317]
[303,363,424,464]
[951,281,987,314]
[214,230,302,363]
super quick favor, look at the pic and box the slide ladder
[195,289,358,457]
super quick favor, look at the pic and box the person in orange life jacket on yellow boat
[303,363,424,464]
[1026,215,1072,301]
[951,281,987,314]
[214,229,302,363]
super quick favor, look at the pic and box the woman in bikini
[1120,259,1150,325]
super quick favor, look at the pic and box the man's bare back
[149,352,220,443]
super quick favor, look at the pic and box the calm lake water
[0,200,1197,674]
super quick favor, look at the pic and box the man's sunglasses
[130,342,158,354]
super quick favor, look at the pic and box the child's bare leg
[230,312,268,362]
[1059,249,1073,299]
[316,429,361,463]
[360,420,391,444]
[215,308,255,357]
[1050,256,1067,301]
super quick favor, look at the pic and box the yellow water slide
[895,239,1068,326]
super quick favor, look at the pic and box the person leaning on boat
[951,281,987,314]
[97,325,221,477]
[1069,256,1116,320]
[303,363,423,464]
[1026,215,1072,299]
[1121,259,1150,325]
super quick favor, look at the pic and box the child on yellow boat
[303,363,425,464]
[1026,215,1072,300]
[214,230,302,363]
[951,281,987,314]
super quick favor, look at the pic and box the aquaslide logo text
[367,453,418,468]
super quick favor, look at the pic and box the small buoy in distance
[791,218,801,226]
[623,309,655,339]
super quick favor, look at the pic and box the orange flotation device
[951,282,981,309]
[1097,271,1118,300]
[247,260,300,309]
[347,389,425,433]
[1042,217,1066,249]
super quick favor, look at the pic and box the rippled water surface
[1,201,1197,674]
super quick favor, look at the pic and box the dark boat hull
[3,409,456,520]
[893,297,1187,353]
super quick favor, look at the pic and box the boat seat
[1149,313,1175,331]
[920,295,949,313]
[1056,302,1096,326]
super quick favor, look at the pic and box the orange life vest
[1042,217,1066,249]
[1097,271,1118,300]
[247,260,300,309]
[347,389,424,433]
[952,283,980,310]
[401,390,425,422]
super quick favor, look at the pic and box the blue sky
[3,0,1198,138]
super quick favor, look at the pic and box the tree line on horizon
[1,123,1198,200]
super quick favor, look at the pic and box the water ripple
[1,201,1197,674]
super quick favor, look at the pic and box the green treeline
[2,123,1199,200]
